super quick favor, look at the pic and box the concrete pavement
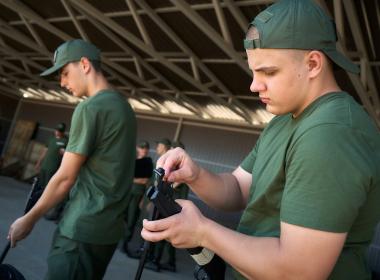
[0,176,234,280]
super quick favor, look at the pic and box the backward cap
[40,39,101,76]
[244,0,359,74]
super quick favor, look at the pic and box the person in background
[129,138,172,265]
[123,140,153,256]
[35,122,68,221]
[8,39,136,280]
[35,122,68,190]
[141,1,380,279]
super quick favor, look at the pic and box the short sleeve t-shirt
[41,136,68,172]
[134,157,153,178]
[130,156,153,195]
[59,89,136,245]
[237,92,380,279]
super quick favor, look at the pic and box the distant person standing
[145,138,172,272]
[8,39,136,280]
[128,138,172,262]
[35,122,68,190]
[123,140,153,254]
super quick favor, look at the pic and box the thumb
[8,230,15,248]
[174,199,191,208]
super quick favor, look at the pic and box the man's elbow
[275,261,332,280]
[53,171,76,192]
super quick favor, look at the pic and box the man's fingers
[141,227,169,243]
[143,216,175,232]
[8,232,16,248]
[173,199,188,207]
[156,151,169,169]
[156,148,186,179]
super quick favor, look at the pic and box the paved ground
[0,176,234,280]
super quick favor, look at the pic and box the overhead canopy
[0,0,379,128]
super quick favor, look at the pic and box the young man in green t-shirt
[141,1,380,279]
[8,39,136,280]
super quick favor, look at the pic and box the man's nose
[60,77,65,88]
[250,78,266,93]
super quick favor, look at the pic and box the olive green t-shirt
[59,89,136,244]
[238,92,380,279]
[41,136,68,172]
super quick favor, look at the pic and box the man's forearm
[200,218,285,279]
[199,219,343,280]
[189,169,245,211]
[24,172,73,223]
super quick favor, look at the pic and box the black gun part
[146,168,226,280]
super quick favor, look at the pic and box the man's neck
[292,75,341,118]
[87,73,111,97]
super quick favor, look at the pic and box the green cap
[244,0,359,74]
[171,141,185,149]
[40,39,101,76]
[156,138,171,148]
[137,140,150,149]
[55,122,66,132]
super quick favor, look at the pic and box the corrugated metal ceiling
[0,0,379,128]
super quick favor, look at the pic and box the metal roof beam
[0,1,174,114]
[342,0,380,115]
[74,7,202,117]
[0,0,71,41]
[212,0,232,45]
[0,83,22,98]
[137,0,253,122]
[70,0,251,123]
[169,0,250,75]
[224,0,250,32]
[0,58,56,91]
[125,0,153,47]
[101,64,161,113]
[61,0,90,42]
[72,0,208,118]
[0,18,50,56]
[7,1,275,26]
[19,14,47,51]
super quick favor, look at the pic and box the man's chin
[266,105,285,116]
[72,92,82,97]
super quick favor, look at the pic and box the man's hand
[141,199,207,248]
[157,148,201,185]
[7,216,34,248]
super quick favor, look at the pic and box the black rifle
[134,168,225,280]
[0,177,43,264]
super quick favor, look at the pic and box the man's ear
[306,50,323,78]
[80,57,91,74]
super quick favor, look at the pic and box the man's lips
[260,97,270,103]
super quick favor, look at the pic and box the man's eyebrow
[254,66,278,72]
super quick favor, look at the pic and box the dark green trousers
[45,229,117,280]
[39,168,56,189]
[124,192,144,242]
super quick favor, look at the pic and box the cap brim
[324,49,359,74]
[40,61,66,77]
